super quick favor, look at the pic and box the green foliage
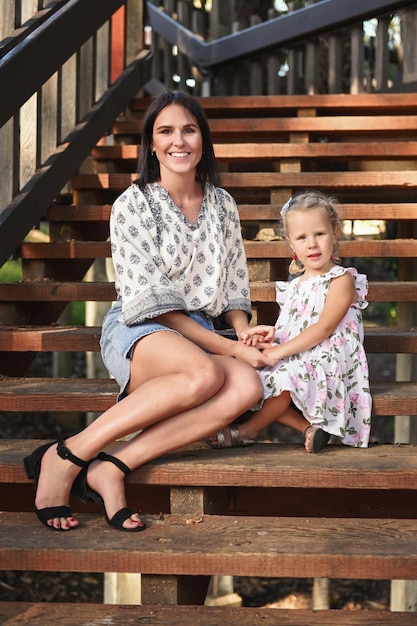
[0,260,23,282]
[71,301,86,326]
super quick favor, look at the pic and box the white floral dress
[257,266,372,447]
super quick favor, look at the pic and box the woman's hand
[231,342,277,368]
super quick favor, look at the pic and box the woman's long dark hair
[135,90,220,188]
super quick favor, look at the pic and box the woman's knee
[225,363,263,412]
[187,356,225,402]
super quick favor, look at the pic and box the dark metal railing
[146,0,416,96]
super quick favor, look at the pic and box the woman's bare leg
[85,353,262,528]
[34,331,262,529]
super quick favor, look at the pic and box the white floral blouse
[110,182,251,325]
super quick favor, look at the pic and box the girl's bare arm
[264,272,356,361]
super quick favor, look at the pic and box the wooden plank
[246,239,417,258]
[0,377,118,412]
[91,141,417,161]
[1,511,417,580]
[129,93,417,115]
[70,171,417,191]
[250,281,417,303]
[0,376,413,414]
[221,171,417,189]
[112,115,417,137]
[0,326,102,351]
[0,325,415,353]
[0,282,115,301]
[2,440,417,491]
[16,239,417,260]
[0,280,413,303]
[47,204,112,221]
[0,602,414,626]
[46,203,417,222]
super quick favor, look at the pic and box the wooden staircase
[1,93,417,623]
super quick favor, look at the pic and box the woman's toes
[123,514,145,530]
[47,516,78,530]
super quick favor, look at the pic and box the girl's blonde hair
[280,190,342,275]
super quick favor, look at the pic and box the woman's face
[151,104,203,179]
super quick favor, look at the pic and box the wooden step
[0,325,102,351]
[2,440,417,491]
[1,511,417,580]
[130,93,417,116]
[91,140,417,162]
[69,172,417,204]
[0,280,414,304]
[111,115,417,140]
[0,602,414,626]
[0,282,115,301]
[46,202,417,222]
[17,238,417,260]
[0,325,415,354]
[250,281,416,303]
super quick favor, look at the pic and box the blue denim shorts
[100,299,215,399]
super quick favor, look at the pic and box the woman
[24,90,274,532]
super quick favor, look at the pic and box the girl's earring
[292,254,297,262]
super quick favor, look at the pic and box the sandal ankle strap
[56,440,88,468]
[97,451,130,475]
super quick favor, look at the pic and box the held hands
[231,342,277,368]
[228,324,278,368]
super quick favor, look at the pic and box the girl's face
[286,207,337,276]
[151,104,203,180]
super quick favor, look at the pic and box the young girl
[210,190,372,452]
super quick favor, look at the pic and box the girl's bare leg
[34,331,262,529]
[232,395,310,442]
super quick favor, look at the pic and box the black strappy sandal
[23,440,89,531]
[73,451,146,533]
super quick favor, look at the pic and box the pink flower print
[290,373,302,390]
[317,388,327,403]
[346,319,358,332]
[358,394,372,411]
[278,330,290,343]
[305,362,319,379]
[349,432,362,445]
[297,301,314,317]
[333,396,346,412]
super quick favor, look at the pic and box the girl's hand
[240,325,276,347]
[262,346,282,361]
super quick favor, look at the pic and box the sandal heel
[23,441,55,479]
